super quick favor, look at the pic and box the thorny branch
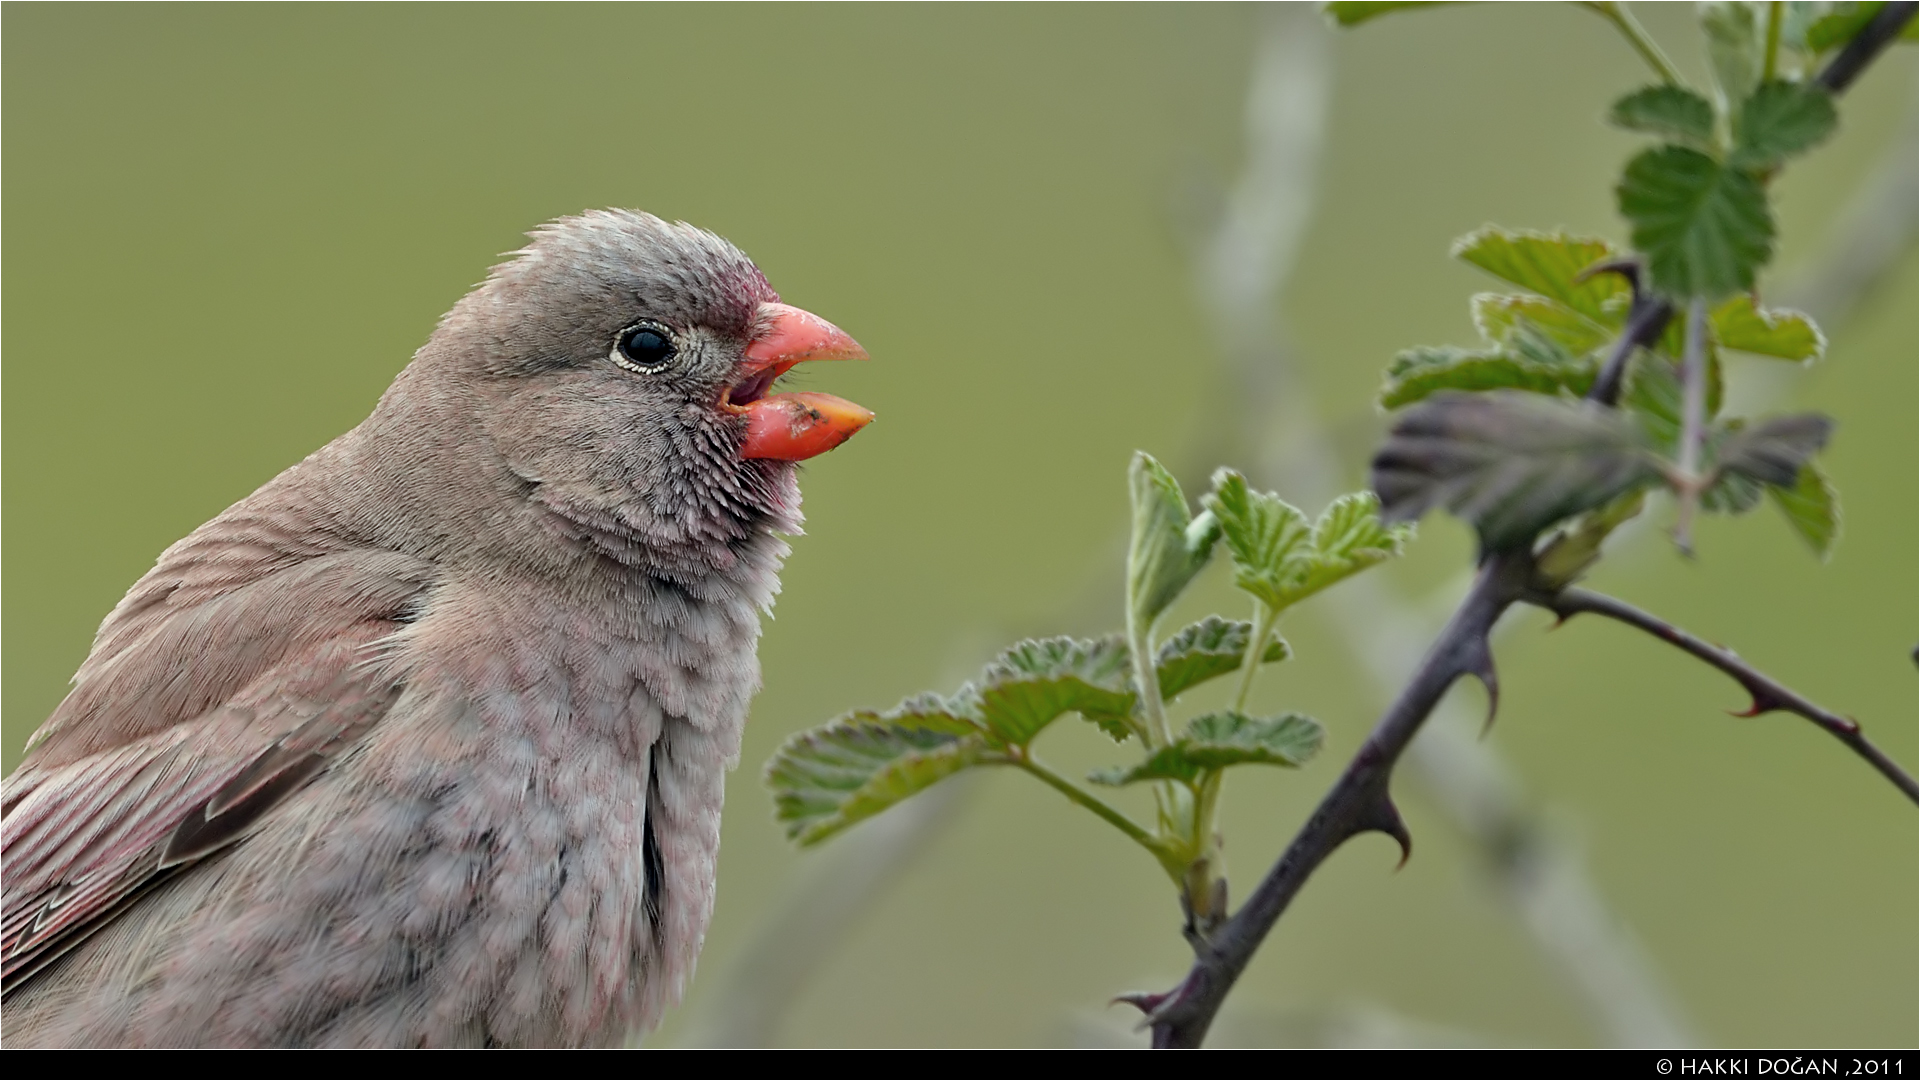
[1138,276,1678,1047]
[1182,14,1697,1049]
[1139,20,1917,1042]
[1532,588,1920,803]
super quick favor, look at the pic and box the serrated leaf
[977,635,1137,745]
[1609,85,1717,147]
[1127,452,1221,628]
[1769,461,1841,557]
[767,718,986,845]
[1303,490,1415,596]
[1204,474,1409,612]
[1451,228,1629,324]
[1734,80,1839,165]
[1703,1,1764,106]
[1379,343,1595,409]
[1155,615,1291,702]
[1618,145,1775,298]
[1711,295,1825,361]
[1372,391,1664,552]
[1088,711,1324,786]
[869,689,987,734]
[1713,412,1835,486]
[1322,1,1450,26]
[1204,469,1311,610]
[1473,294,1616,357]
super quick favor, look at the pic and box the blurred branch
[1533,588,1920,802]
[1777,107,1918,328]
[1172,5,1699,1049]
[1812,1,1917,93]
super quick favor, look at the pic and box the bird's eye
[613,324,676,372]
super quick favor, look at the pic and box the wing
[2,546,435,996]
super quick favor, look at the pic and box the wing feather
[2,543,434,997]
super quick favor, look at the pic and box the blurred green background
[5,3,1913,1048]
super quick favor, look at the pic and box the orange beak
[731,302,874,461]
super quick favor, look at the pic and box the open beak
[728,302,874,461]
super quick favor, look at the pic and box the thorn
[1574,257,1643,297]
[1463,633,1500,737]
[1112,991,1170,1016]
[1359,792,1413,869]
[1729,686,1788,718]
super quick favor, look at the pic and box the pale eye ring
[612,322,676,372]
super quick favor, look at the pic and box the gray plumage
[2,211,825,1046]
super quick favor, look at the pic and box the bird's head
[387,210,871,570]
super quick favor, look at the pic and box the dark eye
[613,324,676,371]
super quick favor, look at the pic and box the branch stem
[1011,754,1165,851]
[1232,599,1281,713]
[1128,610,1172,748]
[1762,2,1783,83]
[1534,588,1919,802]
[1585,2,1686,86]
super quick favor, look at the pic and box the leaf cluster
[1371,227,1838,563]
[767,457,1410,911]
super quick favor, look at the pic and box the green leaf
[1473,294,1616,357]
[1322,1,1450,26]
[1769,462,1841,558]
[767,716,986,845]
[1618,145,1775,298]
[1372,391,1664,552]
[1622,348,1727,455]
[1302,490,1415,598]
[1701,461,1768,513]
[1533,490,1648,589]
[1805,2,1889,50]
[1702,1,1764,106]
[1623,352,1685,450]
[1711,295,1825,361]
[1204,474,1410,612]
[1127,452,1221,628]
[1379,343,1594,409]
[1609,85,1717,147]
[1712,412,1835,486]
[1451,228,1629,324]
[1733,80,1838,166]
[1204,469,1311,611]
[976,635,1137,745]
[1088,711,1324,786]
[1155,615,1291,702]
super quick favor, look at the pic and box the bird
[0,209,874,1047]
